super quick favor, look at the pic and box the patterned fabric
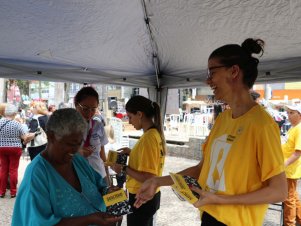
[0,118,27,148]
[198,105,285,226]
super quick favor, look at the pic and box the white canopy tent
[1,0,301,110]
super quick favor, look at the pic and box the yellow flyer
[103,189,127,207]
[170,172,199,204]
[105,150,118,166]
[105,150,128,166]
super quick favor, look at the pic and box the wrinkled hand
[93,212,122,226]
[116,147,131,155]
[80,146,94,158]
[134,178,158,208]
[111,164,123,174]
[190,186,219,208]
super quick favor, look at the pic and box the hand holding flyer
[103,189,132,216]
[170,173,202,204]
[105,150,128,166]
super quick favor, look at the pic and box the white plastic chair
[181,113,194,136]
[192,113,210,137]
[169,114,180,135]
[109,117,123,147]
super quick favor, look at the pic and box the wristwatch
[122,165,127,174]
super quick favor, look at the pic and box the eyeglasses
[77,103,98,114]
[207,65,230,79]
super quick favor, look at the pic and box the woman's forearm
[217,172,287,205]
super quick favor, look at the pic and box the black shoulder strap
[0,120,11,132]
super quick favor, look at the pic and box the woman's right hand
[56,212,122,226]
[134,177,158,208]
[117,147,131,155]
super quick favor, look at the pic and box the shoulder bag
[27,117,47,147]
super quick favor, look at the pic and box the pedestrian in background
[27,101,49,160]
[282,105,301,226]
[0,104,29,198]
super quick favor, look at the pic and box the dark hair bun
[241,38,265,56]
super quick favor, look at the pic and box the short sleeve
[95,121,108,146]
[137,133,160,175]
[257,123,284,182]
[293,127,301,151]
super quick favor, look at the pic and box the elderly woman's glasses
[77,103,98,114]
[207,65,229,79]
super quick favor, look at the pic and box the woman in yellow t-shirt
[113,95,166,226]
[134,38,288,226]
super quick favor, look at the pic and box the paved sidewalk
[1,155,300,226]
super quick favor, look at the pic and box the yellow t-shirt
[198,105,284,226]
[126,128,165,194]
[282,123,301,179]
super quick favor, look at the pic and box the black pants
[201,212,227,226]
[28,144,47,161]
[127,191,161,226]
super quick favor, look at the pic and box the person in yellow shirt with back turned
[282,105,301,226]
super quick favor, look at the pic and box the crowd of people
[0,37,300,226]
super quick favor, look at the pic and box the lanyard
[83,120,95,147]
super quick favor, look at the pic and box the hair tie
[151,101,155,108]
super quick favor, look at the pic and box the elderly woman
[0,104,29,198]
[12,108,121,226]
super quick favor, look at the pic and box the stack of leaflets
[105,150,128,166]
[170,173,202,204]
[103,189,132,216]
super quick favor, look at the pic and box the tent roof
[1,0,301,88]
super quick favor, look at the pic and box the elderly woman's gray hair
[4,103,18,117]
[46,108,87,139]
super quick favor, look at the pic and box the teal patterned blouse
[12,153,107,226]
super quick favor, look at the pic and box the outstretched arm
[134,160,203,208]
[191,172,287,208]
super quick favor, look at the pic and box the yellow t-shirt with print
[282,122,301,179]
[198,105,284,226]
[126,128,165,194]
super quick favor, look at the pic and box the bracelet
[122,165,127,174]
